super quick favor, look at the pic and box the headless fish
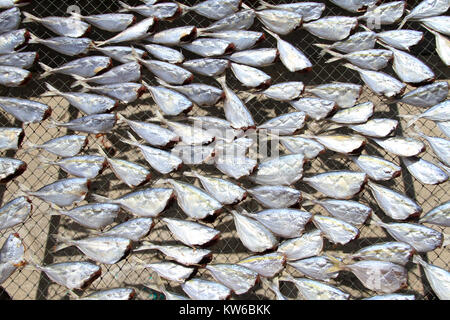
[248,185,302,209]
[48,113,117,134]
[258,112,307,135]
[351,154,402,181]
[171,144,215,165]
[371,214,443,253]
[398,0,449,29]
[206,264,259,295]
[288,255,339,281]
[53,235,131,265]
[0,127,24,150]
[0,197,31,231]
[24,135,87,158]
[185,0,241,20]
[144,44,184,64]
[358,1,406,26]
[376,29,423,51]
[29,35,92,56]
[143,82,192,116]
[230,63,272,89]
[343,63,406,98]
[22,13,90,38]
[72,12,135,33]
[241,209,312,239]
[420,201,450,227]
[92,45,146,64]
[278,229,323,261]
[39,56,112,79]
[163,217,220,247]
[0,157,26,183]
[92,188,173,218]
[135,241,212,266]
[402,156,448,185]
[199,30,264,51]
[305,82,362,109]
[182,58,229,77]
[256,9,302,35]
[413,255,450,300]
[302,16,358,41]
[0,52,38,70]
[118,1,182,20]
[138,58,193,85]
[347,118,399,138]
[322,48,393,71]
[372,136,425,157]
[146,26,197,46]
[399,81,448,108]
[78,288,135,301]
[232,210,278,253]
[117,113,179,148]
[259,82,304,102]
[71,62,141,88]
[250,154,305,186]
[39,155,106,179]
[42,83,117,115]
[329,102,375,124]
[304,171,368,200]
[350,242,415,266]
[0,7,20,33]
[227,48,278,68]
[184,171,246,205]
[290,98,336,120]
[141,261,195,282]
[312,215,360,245]
[278,136,325,159]
[413,129,450,166]
[101,218,154,241]
[189,117,241,143]
[238,253,286,278]
[329,0,378,13]
[215,155,257,180]
[0,233,25,284]
[425,27,450,66]
[79,82,146,103]
[419,16,450,35]
[307,134,367,154]
[96,17,157,46]
[0,66,31,87]
[280,274,350,300]
[0,29,29,55]
[49,203,119,230]
[22,178,90,207]
[367,182,422,220]
[314,31,377,54]
[264,28,312,72]
[182,278,231,300]
[181,38,235,57]
[257,1,325,22]
[199,8,255,33]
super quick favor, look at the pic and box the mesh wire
[0,0,448,300]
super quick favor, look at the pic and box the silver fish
[143,82,193,116]
[329,0,378,13]
[404,100,450,128]
[22,178,89,207]
[72,12,135,33]
[29,35,92,56]
[312,215,360,245]
[437,121,450,138]
[371,214,443,252]
[232,211,278,253]
[118,1,181,20]
[372,136,425,157]
[0,66,30,87]
[264,28,312,72]
[0,0,29,9]
[250,154,305,186]
[92,45,147,64]
[420,201,450,227]
[303,16,358,41]
[0,127,24,150]
[419,15,450,35]
[231,63,271,88]
[413,129,450,166]
[171,143,215,165]
[260,82,304,102]
[305,82,362,109]
[198,30,264,51]
[413,255,450,300]
[288,256,339,282]
[39,56,112,79]
[368,181,422,220]
[351,154,402,181]
[0,52,38,69]
[144,44,184,64]
[71,62,141,88]
[364,294,415,300]
[258,112,306,135]
[0,157,25,183]
[347,119,399,138]
[256,9,302,35]
[214,155,258,180]
[92,188,173,218]
[181,38,235,57]
[142,261,195,282]
[399,81,448,108]
[182,278,231,300]
[79,82,146,104]
[79,288,136,300]
[163,217,221,247]
[278,136,325,159]
[24,135,87,158]
[376,29,423,51]
[53,235,131,265]
[314,31,377,54]
[358,1,406,25]
[146,26,197,46]
[206,264,259,295]
[261,277,288,300]
[39,155,106,179]
[0,233,25,284]
[290,98,336,120]
[189,116,241,143]
[182,58,229,77]
[238,253,286,278]
[22,12,90,38]
[49,113,117,134]
[101,218,154,241]
[398,0,449,28]
[258,1,325,22]
[49,203,119,230]
[199,8,255,32]
[185,0,241,20]
[242,209,312,239]
[135,241,212,266]
[330,102,375,124]
[0,29,29,55]
[426,26,449,65]
[228,48,278,68]
[304,171,368,200]
[350,242,415,266]
[248,185,302,209]
[402,157,448,185]
[323,49,393,71]
[0,197,31,231]
[96,17,157,46]
[0,7,20,33]
[280,274,350,300]
[277,229,323,261]
[138,58,193,85]
[306,134,367,154]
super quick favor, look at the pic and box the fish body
[309,134,367,154]
[0,29,29,55]
[0,233,25,284]
[350,242,415,266]
[206,264,259,295]
[101,218,154,241]
[304,171,367,200]
[290,98,336,120]
[42,155,105,179]
[181,38,235,57]
[81,82,146,103]
[74,13,135,32]
[187,0,241,20]
[143,83,193,116]
[97,17,157,46]
[303,16,358,41]
[330,0,378,13]
[50,114,117,134]
[0,7,20,33]
[79,288,136,300]
[402,157,448,185]
[237,253,286,278]
[359,1,406,25]
[163,218,220,247]
[0,197,31,231]
[420,201,450,227]
[305,82,362,109]
[281,275,350,300]
[119,1,181,20]
[312,215,360,245]
[52,203,119,230]
[157,80,223,107]
[0,52,38,69]
[22,13,90,38]
[231,62,272,88]
[372,137,425,157]
[413,255,450,300]
[419,16,450,35]
[351,154,402,181]
[258,112,306,135]
[25,135,87,158]
[182,279,231,300]
[30,36,92,56]
[140,59,193,85]
[261,82,304,101]
[144,44,184,64]
[199,30,264,51]
[315,31,377,54]
[251,154,305,186]
[0,157,26,183]
[278,135,326,159]
[0,127,24,150]
[248,185,302,209]
[72,62,141,87]
[40,56,112,79]
[146,26,197,46]
[399,0,449,28]
[136,242,212,266]
[200,9,255,32]
[308,199,372,226]
[258,1,325,22]
[277,229,323,261]
[92,45,146,64]
[324,49,393,71]
[365,294,415,300]
[256,9,302,35]
[330,102,375,124]
[377,29,423,51]
[0,66,30,87]
[182,58,229,77]
[348,119,399,138]
[288,256,339,281]
[400,82,448,108]
[144,261,195,282]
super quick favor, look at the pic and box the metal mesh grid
[0,0,448,300]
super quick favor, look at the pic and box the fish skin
[277,229,323,261]
[368,181,422,220]
[39,56,112,79]
[71,62,141,87]
[308,199,372,226]
[79,288,136,300]
[50,113,117,134]
[413,255,450,300]
[80,82,146,104]
[248,185,302,209]
[258,1,325,22]
[305,82,362,109]
[144,261,195,282]
[146,26,197,46]
[261,82,304,102]
[30,35,92,56]
[423,27,449,66]
[399,81,448,108]
[206,264,259,295]
[258,112,307,135]
[420,201,450,227]
[199,30,264,51]
[303,16,358,41]
[231,63,272,89]
[437,121,450,138]
[348,118,399,138]
[256,9,302,35]
[92,45,146,64]
[144,44,184,64]
[350,242,415,266]
[51,203,119,230]
[181,38,235,57]
[74,13,135,33]
[330,102,375,124]
[92,188,173,218]
[288,256,339,282]
[0,127,24,150]
[414,131,450,167]
[351,154,402,181]
[0,66,31,87]
[0,29,29,55]
[0,233,25,284]
[359,1,406,25]
[324,49,393,71]
[278,136,325,159]
[140,59,193,85]
[315,31,377,54]
[304,171,368,200]
[228,48,278,68]
[376,29,423,51]
[281,275,350,300]
[309,134,367,154]
[237,253,286,278]
[364,294,415,300]
[119,1,181,20]
[419,16,450,36]
[189,116,241,143]
[329,0,378,13]
[96,17,157,46]
[143,83,193,116]
[22,13,90,38]
[399,0,449,27]
[402,157,448,185]
[200,9,256,32]
[0,197,31,231]
[0,157,26,183]
[372,137,425,157]
[182,278,231,300]
[232,211,278,253]
[0,7,21,33]
[187,0,241,20]
[163,217,221,247]
[313,215,360,245]
[101,218,153,241]
[182,58,229,77]
[172,144,215,165]
[405,100,450,126]
[0,52,38,70]
[250,154,305,186]
[25,135,87,158]
[40,155,106,179]
[290,98,336,120]
[215,155,258,180]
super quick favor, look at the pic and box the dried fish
[22,13,90,38]
[302,16,358,41]
[238,253,286,278]
[420,201,450,227]
[256,9,302,35]
[304,171,368,200]
[79,82,146,104]
[182,58,229,77]
[376,29,423,51]
[199,8,255,32]
[119,1,181,20]
[162,217,221,247]
[351,154,402,181]
[399,81,449,108]
[71,62,141,88]
[29,35,92,56]
[0,7,21,33]
[0,157,26,183]
[72,12,135,33]
[181,38,235,57]
[96,17,157,46]
[198,30,264,51]
[398,0,449,29]
[280,274,350,300]
[0,233,25,284]
[250,154,305,186]
[184,0,241,20]
[312,215,360,245]
[358,1,406,26]
[259,82,304,102]
[39,56,112,79]
[0,52,38,69]
[402,157,448,185]
[419,15,450,35]
[329,0,378,13]
[157,79,223,107]
[258,112,307,135]
[0,29,29,55]
[206,264,259,295]
[248,185,302,209]
[24,135,87,158]
[39,155,105,179]
[182,278,231,300]
[350,242,415,266]
[0,197,31,231]
[0,127,24,150]
[78,288,136,300]
[290,98,336,120]
[144,44,184,64]
[92,45,147,64]
[146,26,197,46]
[48,113,117,134]
[322,49,393,71]
[277,229,324,261]
[372,137,425,157]
[305,82,362,109]
[347,119,399,138]
[330,102,375,124]
[258,1,325,22]
[306,134,367,154]
[288,256,339,281]
[413,255,450,300]
[314,31,377,54]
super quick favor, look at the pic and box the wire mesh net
[0,0,448,300]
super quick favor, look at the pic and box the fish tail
[22,12,40,24]
[155,77,171,88]
[118,0,132,12]
[369,213,385,228]
[342,63,361,72]
[261,27,280,41]
[38,63,55,79]
[257,0,273,10]
[120,132,140,148]
[95,143,110,160]
[94,40,108,47]
[115,113,128,125]
[91,193,111,203]
[130,46,144,63]
[22,250,42,271]
[22,140,40,151]
[406,116,421,129]
[45,118,64,129]
[214,73,227,87]
[70,74,87,89]
[324,254,346,273]
[175,1,191,15]
[41,82,62,97]
[359,24,371,32]
[412,254,427,267]
[244,92,258,104]
[37,155,56,167]
[241,2,251,10]
[182,170,200,178]
[397,17,408,30]
[28,33,42,44]
[148,109,166,124]
[278,273,295,283]
[51,234,73,253]
[134,241,157,252]
[443,233,450,247]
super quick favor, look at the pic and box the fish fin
[94,40,107,47]
[70,74,87,89]
[175,2,191,15]
[278,273,295,283]
[120,131,141,148]
[115,113,128,125]
[21,140,40,151]
[241,2,252,10]
[320,48,344,63]
[148,109,166,124]
[369,213,386,228]
[257,0,274,10]
[130,46,145,63]
[409,125,427,139]
[313,43,332,57]
[261,27,280,41]
[36,155,57,167]
[51,234,73,253]
[152,178,171,188]
[443,234,450,247]
[22,12,40,24]
[17,182,31,197]
[91,193,111,203]
[214,73,227,87]
[134,241,157,252]
[118,0,132,12]
[318,123,343,133]
[412,254,427,267]
[69,11,83,19]
[398,115,420,128]
[27,33,42,44]
[342,63,361,72]
[22,249,42,271]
